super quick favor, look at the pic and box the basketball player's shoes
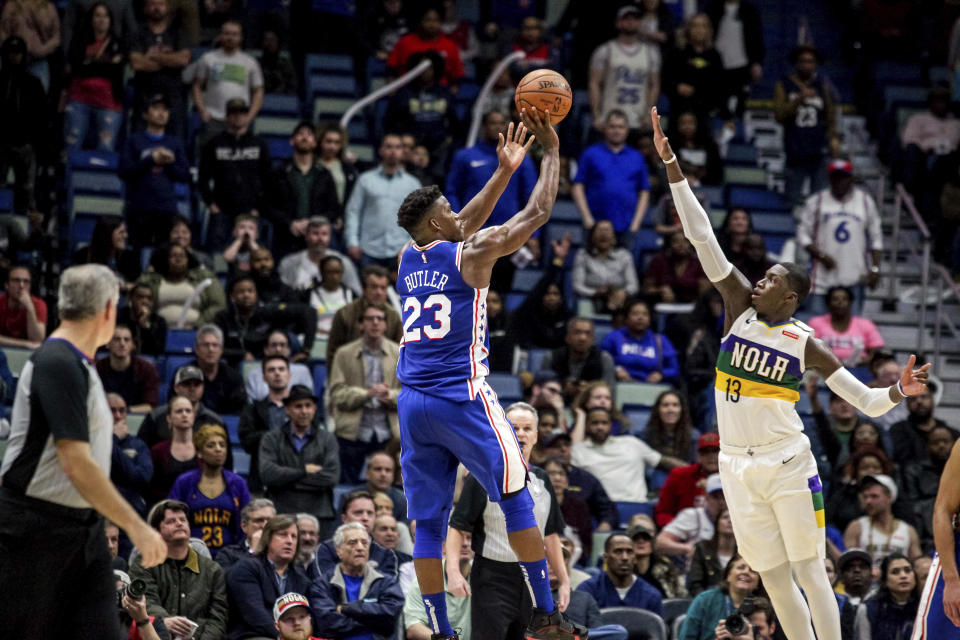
[526,608,588,639]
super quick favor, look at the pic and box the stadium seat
[311,338,328,361]
[727,186,789,212]
[625,409,651,437]
[725,143,756,165]
[68,150,118,170]
[0,189,12,212]
[261,93,300,116]
[505,292,525,312]
[333,483,356,511]
[256,115,300,136]
[166,329,197,354]
[233,450,251,476]
[512,269,543,293]
[487,373,522,402]
[164,355,194,386]
[661,598,692,627]
[551,199,581,222]
[525,348,549,373]
[306,53,354,75]
[616,382,671,410]
[614,501,654,527]
[544,223,585,251]
[127,412,146,436]
[599,607,667,640]
[723,165,766,186]
[222,415,240,445]
[751,212,796,235]
[673,614,687,640]
[313,363,326,396]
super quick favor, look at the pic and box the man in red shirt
[387,7,464,86]
[653,432,720,527]
[0,265,47,348]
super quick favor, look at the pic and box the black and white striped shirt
[0,339,113,509]
[450,466,564,563]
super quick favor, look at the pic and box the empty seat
[599,607,667,640]
[233,450,251,476]
[614,501,654,527]
[222,414,240,445]
[751,211,796,235]
[0,189,12,212]
[166,329,197,354]
[616,382,671,410]
[486,373,522,401]
[512,269,544,293]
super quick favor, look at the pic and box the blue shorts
[398,379,528,520]
[912,546,960,639]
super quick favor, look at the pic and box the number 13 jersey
[396,240,490,402]
[714,307,814,448]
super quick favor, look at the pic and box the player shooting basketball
[650,106,930,640]
[394,107,583,640]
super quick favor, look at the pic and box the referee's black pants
[471,555,535,640]
[0,489,121,639]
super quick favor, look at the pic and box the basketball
[514,69,573,124]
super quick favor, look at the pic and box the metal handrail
[933,264,960,375]
[339,59,432,130]
[466,50,526,148]
[886,184,932,356]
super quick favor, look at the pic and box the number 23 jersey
[396,240,490,402]
[714,307,813,448]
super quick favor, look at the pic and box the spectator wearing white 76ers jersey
[795,159,882,315]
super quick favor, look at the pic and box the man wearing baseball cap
[796,156,883,315]
[655,473,726,557]
[137,364,226,448]
[273,592,329,640]
[654,433,721,527]
[842,474,921,567]
[259,385,340,530]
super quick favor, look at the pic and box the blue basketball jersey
[396,240,489,401]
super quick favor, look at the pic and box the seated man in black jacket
[213,275,316,366]
[225,514,315,639]
[540,317,617,402]
[309,522,404,637]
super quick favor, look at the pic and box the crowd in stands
[1,0,960,638]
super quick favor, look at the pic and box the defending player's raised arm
[460,108,559,285]
[807,338,931,417]
[456,121,536,237]
[651,107,752,324]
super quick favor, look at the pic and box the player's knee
[413,516,446,559]
[499,487,537,533]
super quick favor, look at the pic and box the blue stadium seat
[233,450,250,476]
[70,171,124,196]
[625,409,651,437]
[164,355,193,386]
[505,292,525,312]
[512,269,543,293]
[308,74,357,98]
[614,501,654,527]
[526,348,550,373]
[267,136,294,161]
[751,212,796,235]
[306,53,354,75]
[262,93,300,116]
[728,187,789,212]
[0,189,14,212]
[313,363,327,397]
[68,150,118,170]
[166,329,196,354]
[487,373,522,402]
[551,199,581,222]
[726,142,756,165]
[223,414,240,445]
[544,223,585,250]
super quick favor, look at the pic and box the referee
[0,265,166,638]
[445,402,572,640]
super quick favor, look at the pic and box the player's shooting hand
[651,106,675,162]
[497,120,535,173]
[130,521,167,568]
[899,354,932,397]
[943,579,960,626]
[520,107,559,152]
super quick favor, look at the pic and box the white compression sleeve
[825,367,899,417]
[668,179,733,282]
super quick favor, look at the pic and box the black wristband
[136,618,150,627]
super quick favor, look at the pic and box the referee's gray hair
[333,522,370,548]
[195,323,223,346]
[241,498,275,522]
[505,401,539,427]
[57,264,120,320]
[296,513,320,529]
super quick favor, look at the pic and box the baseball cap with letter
[273,592,310,621]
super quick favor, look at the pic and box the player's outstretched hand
[497,120,535,173]
[520,107,559,151]
[651,106,676,162]
[899,354,932,397]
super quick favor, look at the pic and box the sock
[421,591,455,636]
[519,557,555,613]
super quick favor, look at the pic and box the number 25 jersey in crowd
[714,307,814,448]
[396,240,490,402]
